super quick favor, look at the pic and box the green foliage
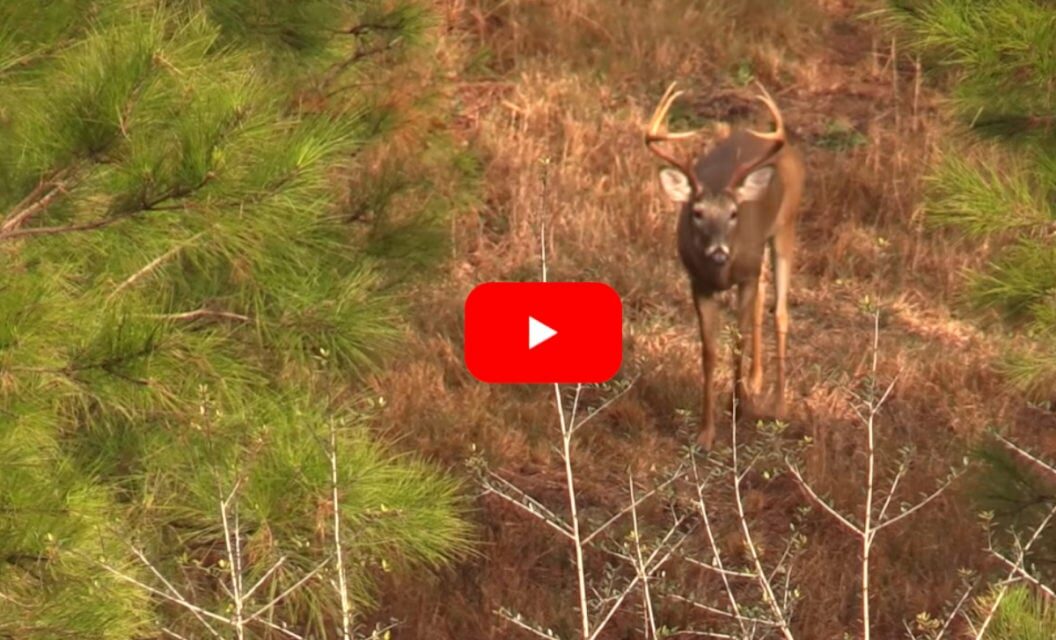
[0,409,152,639]
[889,1,1056,398]
[923,149,1049,237]
[888,0,1056,146]
[974,586,1056,640]
[970,442,1055,533]
[968,440,1056,632]
[0,1,471,637]
[893,7,1056,628]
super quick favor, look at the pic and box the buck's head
[657,164,775,264]
[645,82,785,265]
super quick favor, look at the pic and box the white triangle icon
[528,316,557,350]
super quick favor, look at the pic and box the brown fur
[661,103,806,448]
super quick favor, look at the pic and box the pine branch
[0,174,213,242]
[1,169,75,234]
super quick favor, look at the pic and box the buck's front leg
[749,275,765,397]
[734,278,762,417]
[694,294,720,450]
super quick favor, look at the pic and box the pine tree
[973,585,1056,640]
[888,0,1056,400]
[0,2,470,637]
[888,2,1056,631]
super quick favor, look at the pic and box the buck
[645,82,805,450]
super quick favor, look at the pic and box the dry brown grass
[359,0,1039,637]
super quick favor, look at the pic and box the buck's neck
[694,130,787,195]
[677,131,790,295]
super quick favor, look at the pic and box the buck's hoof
[696,428,715,451]
[772,396,788,420]
[750,395,787,422]
[747,372,764,397]
[733,387,759,419]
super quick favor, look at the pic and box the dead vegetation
[361,0,1043,637]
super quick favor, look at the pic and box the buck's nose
[707,247,729,264]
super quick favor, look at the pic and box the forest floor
[363,0,1056,637]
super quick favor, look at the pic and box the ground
[362,1,1050,637]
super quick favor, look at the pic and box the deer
[644,82,805,450]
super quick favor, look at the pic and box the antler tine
[723,82,787,197]
[644,81,703,195]
[647,83,698,140]
[744,80,786,143]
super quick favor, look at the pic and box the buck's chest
[677,229,767,295]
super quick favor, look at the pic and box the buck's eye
[729,209,739,222]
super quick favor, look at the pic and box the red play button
[464,282,623,384]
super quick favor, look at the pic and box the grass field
[360,1,1055,636]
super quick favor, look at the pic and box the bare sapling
[787,310,965,639]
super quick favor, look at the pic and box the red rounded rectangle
[464,281,623,384]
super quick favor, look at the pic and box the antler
[645,82,703,196]
[723,81,788,198]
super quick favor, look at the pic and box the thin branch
[0,212,134,240]
[567,384,583,431]
[95,560,232,627]
[243,556,287,603]
[125,545,224,639]
[254,617,306,640]
[786,462,863,536]
[330,418,354,640]
[934,580,976,640]
[996,434,1056,480]
[246,558,332,623]
[569,376,640,435]
[540,223,548,283]
[495,609,560,640]
[587,521,692,640]
[872,471,961,534]
[539,217,589,639]
[731,402,795,640]
[680,556,756,580]
[321,40,402,87]
[767,535,798,590]
[974,502,1056,639]
[0,174,211,242]
[219,486,246,640]
[874,461,908,525]
[692,452,749,637]
[666,594,779,627]
[860,329,885,640]
[989,550,1056,601]
[555,380,590,639]
[630,476,658,639]
[481,473,574,539]
[150,308,251,323]
[109,234,203,301]
[1,177,70,234]
[581,464,686,545]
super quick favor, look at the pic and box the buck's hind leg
[770,229,794,417]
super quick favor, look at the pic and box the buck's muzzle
[706,246,729,264]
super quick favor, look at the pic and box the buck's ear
[734,166,775,203]
[659,168,693,203]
